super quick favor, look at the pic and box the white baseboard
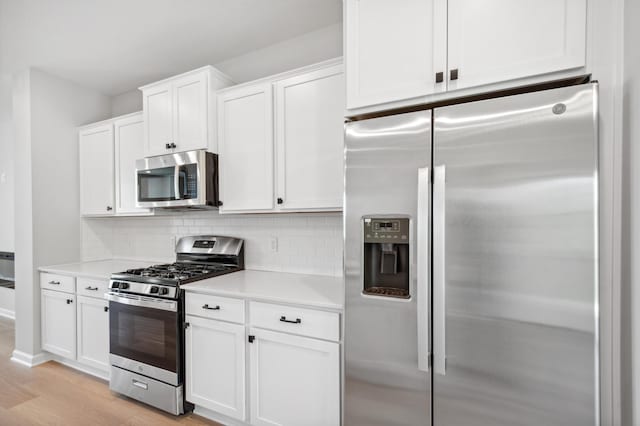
[50,355,110,381]
[10,350,50,367]
[0,307,15,320]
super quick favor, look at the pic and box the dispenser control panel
[363,217,410,244]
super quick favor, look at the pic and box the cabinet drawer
[185,293,245,324]
[249,302,340,342]
[76,277,109,298]
[40,273,75,293]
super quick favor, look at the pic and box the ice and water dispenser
[362,217,410,299]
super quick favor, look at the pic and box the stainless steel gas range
[107,235,244,415]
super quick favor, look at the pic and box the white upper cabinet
[114,113,151,215]
[345,0,587,113]
[275,65,345,211]
[447,0,587,91]
[141,66,234,157]
[80,113,152,217]
[217,59,345,214]
[218,82,275,213]
[345,0,446,109]
[79,124,115,216]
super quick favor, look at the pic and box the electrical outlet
[269,237,278,253]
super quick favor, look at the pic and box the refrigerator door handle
[434,164,447,375]
[417,167,430,372]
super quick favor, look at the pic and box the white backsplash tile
[81,212,344,277]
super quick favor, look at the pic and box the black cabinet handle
[248,335,255,343]
[166,143,172,149]
[104,306,109,312]
[85,286,99,291]
[277,198,284,205]
[280,316,301,324]
[170,143,177,149]
[450,69,459,81]
[106,206,113,211]
[435,72,444,83]
[202,304,220,310]
[48,281,60,285]
[66,299,73,304]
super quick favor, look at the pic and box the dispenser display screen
[373,221,400,232]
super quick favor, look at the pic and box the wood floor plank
[0,317,221,425]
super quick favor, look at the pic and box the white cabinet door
[79,124,115,216]
[447,0,587,90]
[143,82,173,157]
[218,83,274,212]
[41,290,76,359]
[76,295,109,371]
[275,65,345,211]
[185,316,246,421]
[249,328,340,426]
[345,0,447,109]
[173,72,209,153]
[114,113,151,215]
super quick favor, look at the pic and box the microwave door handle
[417,167,430,372]
[174,165,181,200]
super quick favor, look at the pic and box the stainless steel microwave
[136,150,219,209]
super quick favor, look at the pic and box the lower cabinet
[40,272,110,377]
[248,328,340,426]
[185,293,341,426]
[41,289,76,359]
[76,295,110,371]
[185,315,246,421]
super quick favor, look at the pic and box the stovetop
[111,262,241,286]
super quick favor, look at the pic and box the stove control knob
[120,283,129,290]
[150,286,159,294]
[160,288,169,295]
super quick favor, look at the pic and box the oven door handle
[106,292,178,312]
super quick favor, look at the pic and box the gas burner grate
[363,287,410,299]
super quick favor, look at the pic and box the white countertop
[39,259,154,280]
[181,270,344,311]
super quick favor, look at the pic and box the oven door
[107,292,181,385]
[136,150,206,208]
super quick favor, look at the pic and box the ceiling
[0,0,342,95]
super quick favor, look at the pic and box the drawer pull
[280,316,302,324]
[132,379,148,390]
[85,286,99,291]
[66,299,73,304]
[202,304,221,311]
[48,281,61,285]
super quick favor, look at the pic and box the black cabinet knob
[104,306,109,312]
[106,206,113,211]
[450,69,459,81]
[435,72,444,83]
[166,143,172,149]
[277,198,284,204]
[66,299,73,304]
[170,143,177,149]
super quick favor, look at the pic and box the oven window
[109,302,179,373]
[138,166,176,202]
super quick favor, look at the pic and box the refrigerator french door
[344,82,598,426]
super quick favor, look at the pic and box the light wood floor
[0,317,221,425]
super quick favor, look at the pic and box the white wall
[622,0,637,422]
[0,73,14,252]
[82,212,343,277]
[13,69,111,358]
[109,23,343,117]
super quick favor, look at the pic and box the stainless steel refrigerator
[344,83,599,426]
